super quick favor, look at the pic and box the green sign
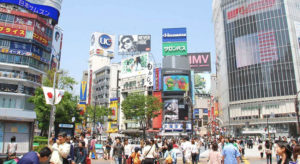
[163,42,187,56]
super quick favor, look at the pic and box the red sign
[33,33,48,46]
[152,91,162,129]
[0,26,26,37]
[154,68,161,91]
[88,70,93,105]
[227,0,276,21]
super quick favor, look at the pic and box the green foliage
[86,105,111,124]
[121,93,162,127]
[28,70,82,136]
[33,144,48,152]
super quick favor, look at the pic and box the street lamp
[48,69,63,145]
[295,91,300,136]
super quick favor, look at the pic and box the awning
[120,129,143,134]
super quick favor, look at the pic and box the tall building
[213,0,300,137]
[0,1,63,154]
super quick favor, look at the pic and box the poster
[164,99,178,121]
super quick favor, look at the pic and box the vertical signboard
[152,92,162,129]
[191,70,195,105]
[145,62,153,87]
[153,68,162,91]
[109,98,118,121]
[50,25,63,70]
[80,81,87,104]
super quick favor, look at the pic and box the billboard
[164,99,178,121]
[50,25,63,69]
[235,31,278,68]
[162,28,187,42]
[295,21,300,54]
[226,0,280,23]
[121,53,149,78]
[0,0,62,22]
[0,25,26,38]
[90,32,115,57]
[194,73,211,94]
[153,68,162,91]
[118,35,151,54]
[109,98,118,121]
[163,42,187,56]
[163,75,189,91]
[188,53,211,72]
[80,81,87,103]
[9,41,32,56]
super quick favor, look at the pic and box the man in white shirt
[181,137,192,164]
[124,139,132,163]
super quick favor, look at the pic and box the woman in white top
[124,139,132,163]
[208,142,222,164]
[142,140,156,164]
[191,140,199,164]
[49,132,71,164]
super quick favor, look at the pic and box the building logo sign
[188,53,211,72]
[226,0,279,23]
[99,34,112,49]
[163,42,187,56]
[162,28,187,42]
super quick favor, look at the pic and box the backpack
[165,152,172,164]
[133,153,140,164]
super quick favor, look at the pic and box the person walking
[17,147,52,164]
[265,140,272,164]
[105,137,113,160]
[49,132,71,164]
[124,138,132,164]
[66,136,75,164]
[75,141,87,164]
[191,140,199,164]
[258,140,264,158]
[208,142,222,164]
[164,143,177,164]
[292,145,300,164]
[142,140,157,164]
[222,139,241,164]
[276,141,293,164]
[113,137,124,164]
[7,136,17,160]
[89,136,98,159]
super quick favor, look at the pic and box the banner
[118,35,151,54]
[164,99,178,121]
[109,98,118,121]
[90,32,115,57]
[121,53,149,78]
[51,25,63,69]
[163,75,189,91]
[162,42,187,56]
[0,25,26,37]
[162,28,187,42]
[80,81,87,103]
[188,53,211,72]
[0,0,62,22]
[153,68,162,91]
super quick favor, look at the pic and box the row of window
[0,53,48,72]
[231,113,296,121]
[0,83,35,95]
[0,68,42,84]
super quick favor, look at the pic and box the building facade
[213,0,300,137]
[0,1,62,155]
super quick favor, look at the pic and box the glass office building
[213,0,300,137]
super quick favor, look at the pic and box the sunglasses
[122,39,132,44]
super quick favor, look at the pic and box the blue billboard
[10,41,32,56]
[80,81,87,103]
[0,0,60,22]
[162,28,187,42]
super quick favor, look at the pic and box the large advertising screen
[50,25,63,69]
[90,32,115,57]
[295,21,300,54]
[121,53,149,78]
[235,31,278,68]
[162,28,187,42]
[162,42,187,56]
[164,99,178,121]
[0,0,62,22]
[188,53,211,72]
[118,35,151,54]
[163,75,189,91]
[194,73,211,94]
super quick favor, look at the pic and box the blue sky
[58,0,215,94]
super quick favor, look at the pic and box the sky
[58,0,215,95]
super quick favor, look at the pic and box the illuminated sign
[162,42,187,56]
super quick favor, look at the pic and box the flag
[55,89,65,104]
[42,86,65,105]
[42,86,54,105]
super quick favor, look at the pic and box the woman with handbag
[265,140,272,164]
[142,140,156,164]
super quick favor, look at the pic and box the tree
[86,105,111,125]
[121,93,162,139]
[28,70,82,136]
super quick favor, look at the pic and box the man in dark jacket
[113,137,124,164]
